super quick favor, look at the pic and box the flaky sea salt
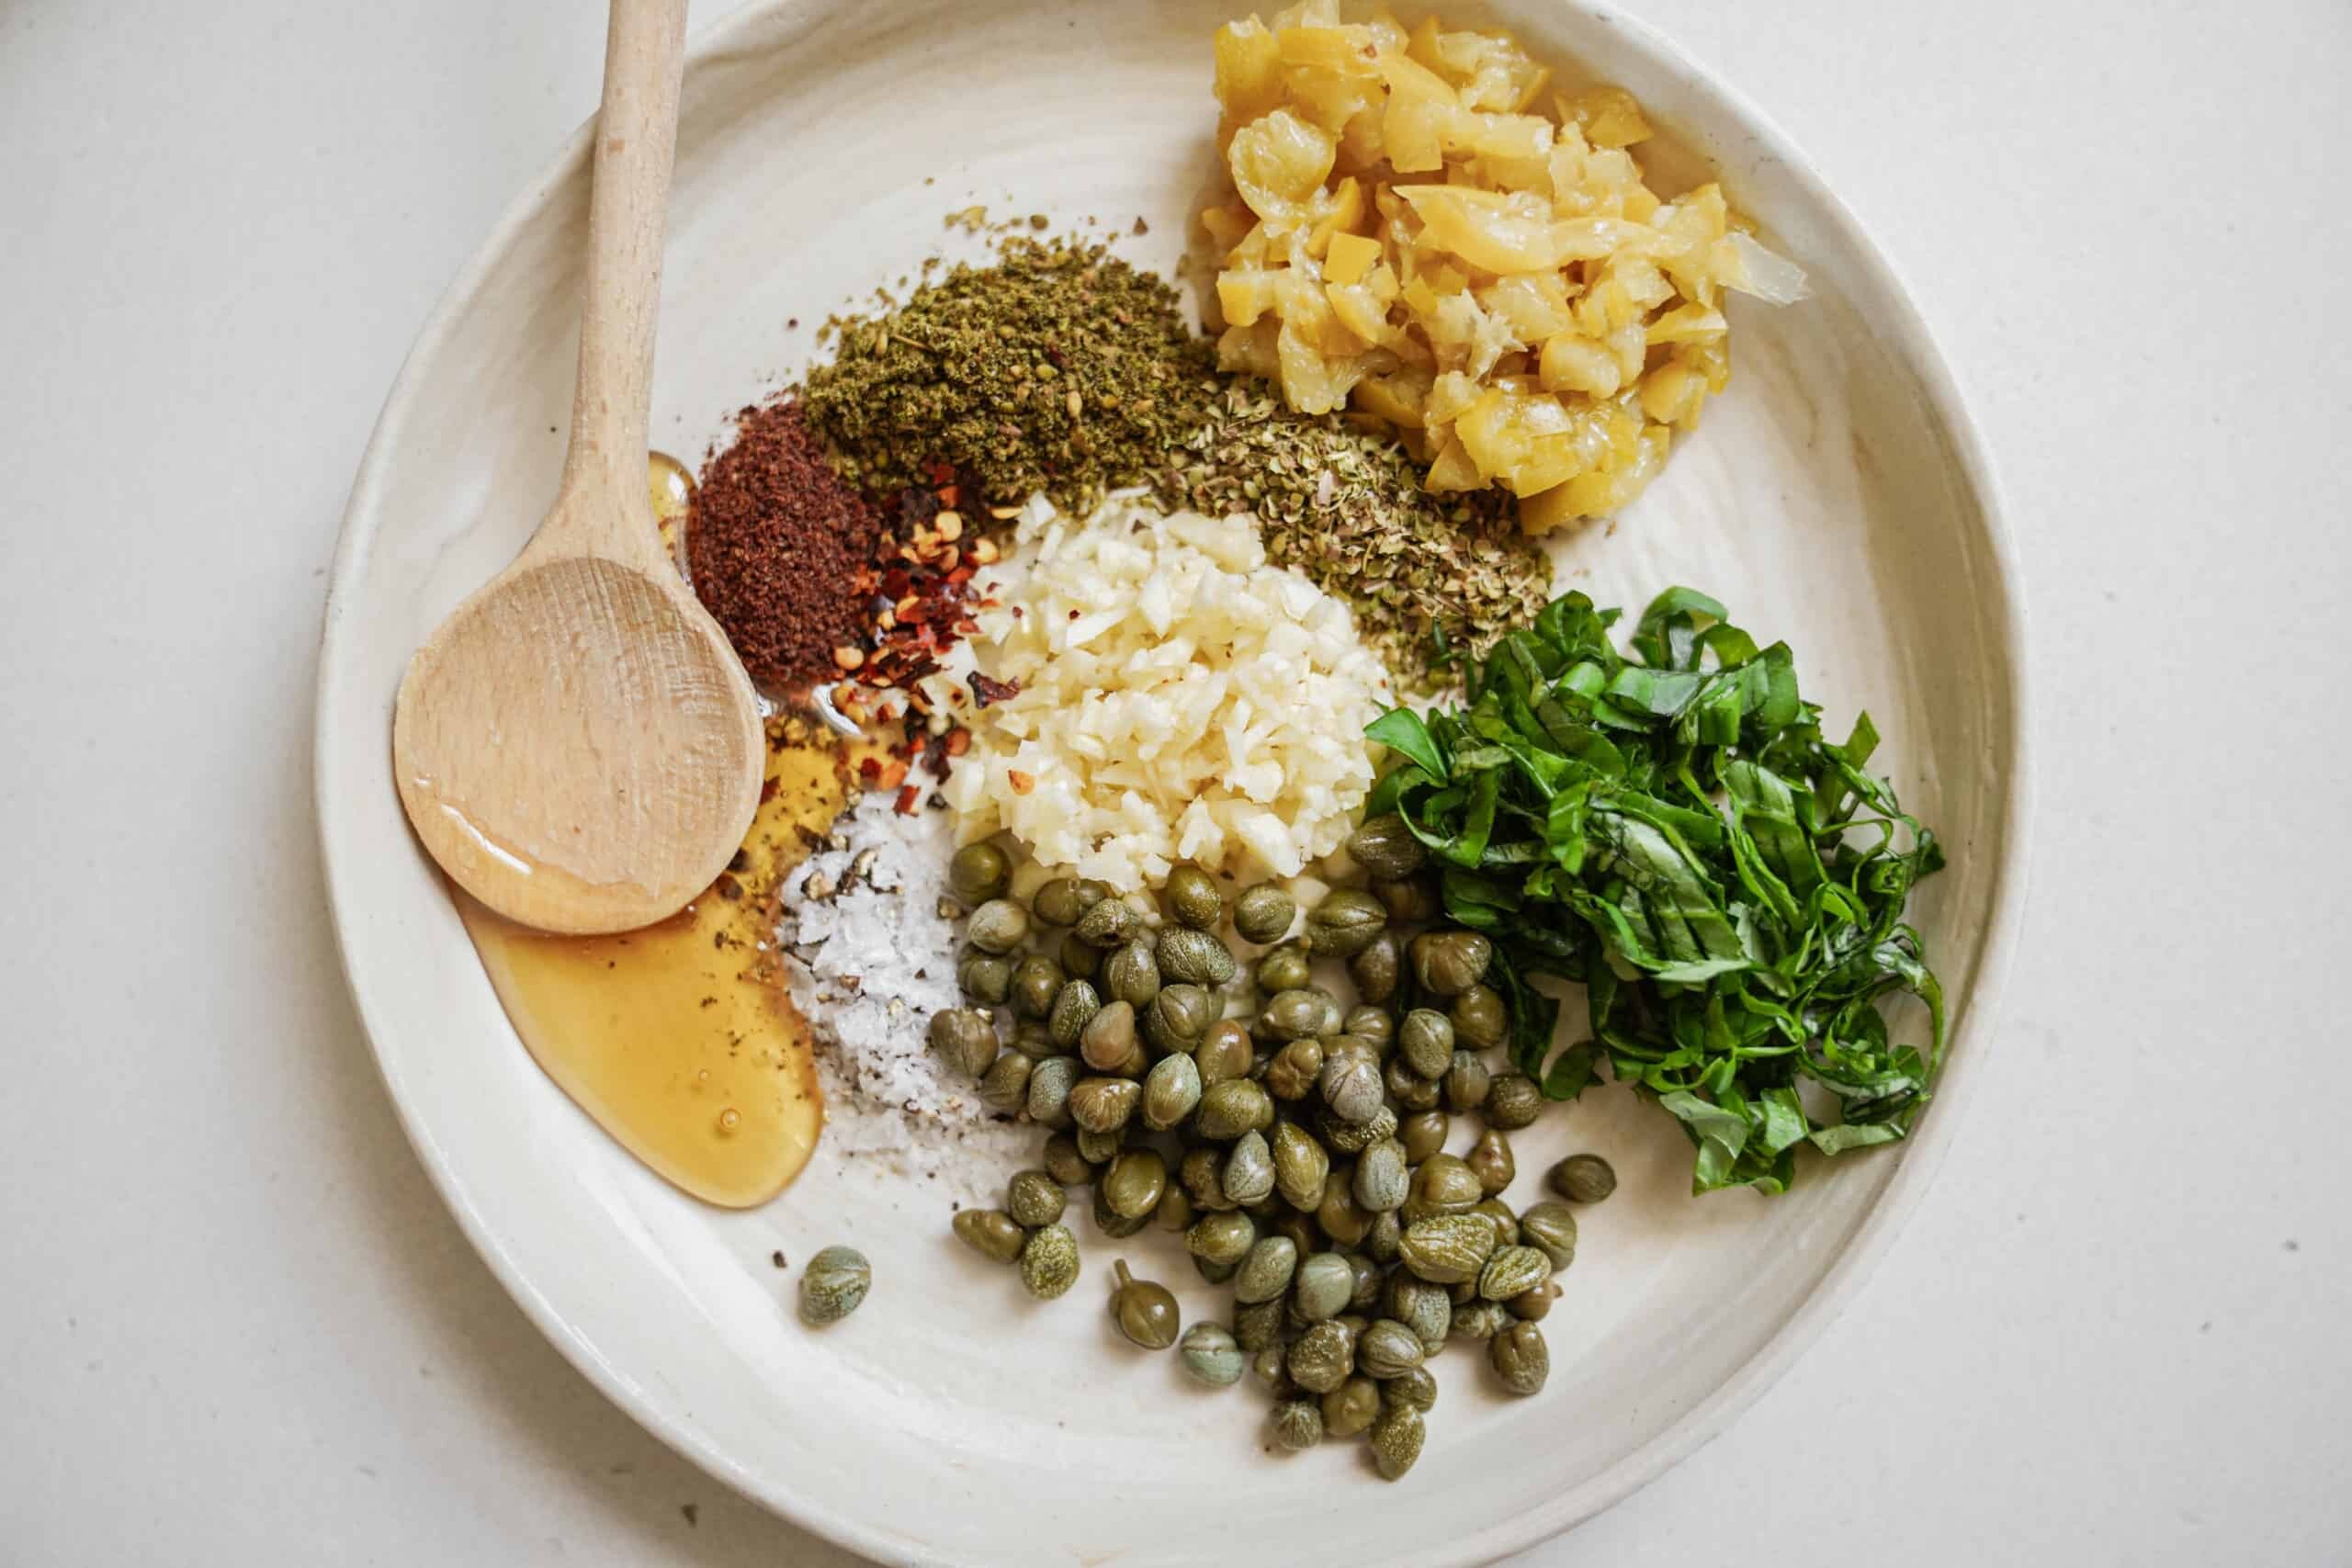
[778,789,1029,1188]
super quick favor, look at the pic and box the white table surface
[3,1,2346,1562]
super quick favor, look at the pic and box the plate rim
[313,2,2034,1561]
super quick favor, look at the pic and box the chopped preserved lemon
[1207,6,1805,530]
[1325,230,1381,286]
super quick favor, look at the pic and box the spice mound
[803,239,1223,511]
[1156,382,1551,681]
[940,495,1391,890]
[686,398,886,690]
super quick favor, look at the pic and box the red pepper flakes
[893,784,922,815]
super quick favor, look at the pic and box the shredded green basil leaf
[1363,588,1948,1194]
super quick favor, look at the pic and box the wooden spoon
[392,0,761,937]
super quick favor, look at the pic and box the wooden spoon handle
[549,0,691,564]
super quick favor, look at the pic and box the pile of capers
[932,817,1615,1480]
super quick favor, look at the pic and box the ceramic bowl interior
[317,2,2028,1563]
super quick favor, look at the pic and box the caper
[946,841,1011,906]
[1317,1169,1373,1247]
[1069,1077,1140,1134]
[1058,931,1101,982]
[1397,1010,1454,1078]
[1193,1019,1254,1086]
[1234,1235,1298,1304]
[1399,1110,1450,1165]
[1188,1209,1257,1268]
[1345,813,1429,880]
[1075,1125,1125,1166]
[1271,1209,1317,1256]
[1467,1129,1516,1197]
[1337,1251,1380,1315]
[1368,1404,1423,1481]
[951,1208,1025,1265]
[1003,1168,1064,1228]
[1255,988,1322,1043]
[1078,999,1145,1077]
[1479,1244,1552,1303]
[1409,930,1491,997]
[1285,1318,1357,1394]
[1449,983,1508,1051]
[1222,1129,1275,1207]
[1233,885,1296,945]
[1321,1376,1381,1438]
[1025,1055,1079,1129]
[1509,1279,1562,1321]
[1383,1366,1439,1416]
[977,1050,1033,1114]
[1388,1275,1453,1352]
[1197,1077,1274,1141]
[1373,874,1442,923]
[1181,1147,1232,1213]
[926,1009,999,1078]
[1254,942,1312,995]
[1519,1201,1577,1270]
[1470,1197,1521,1250]
[1179,1322,1245,1387]
[1102,1149,1168,1220]
[1103,1259,1180,1349]
[1157,927,1237,987]
[1008,1017,1057,1060]
[1032,875,1109,927]
[1073,896,1141,947]
[1091,1181,1148,1238]
[1548,1153,1619,1204]
[1341,1005,1390,1047]
[1009,953,1064,1020]
[1269,1398,1323,1451]
[1141,1051,1203,1131]
[1484,1072,1544,1132]
[1040,978,1096,1051]
[1042,1131,1092,1187]
[1271,1121,1330,1210]
[965,897,1031,954]
[1250,1347,1292,1393]
[1264,1037,1325,1101]
[1318,1054,1384,1125]
[1154,1184,1194,1234]
[1347,930,1401,1005]
[1144,983,1217,1054]
[1357,1318,1425,1380]
[1398,1213,1498,1284]
[1384,1056,1440,1111]
[797,1245,871,1326]
[1352,1138,1409,1213]
[1305,888,1387,958]
[1233,1298,1287,1352]
[1405,1152,1483,1222]
[1160,863,1225,931]
[956,949,1012,1006]
[1364,1209,1403,1263]
[1016,1224,1079,1300]
[1449,1300,1510,1341]
[1443,1051,1491,1114]
[1319,1101,1396,1156]
[1291,1251,1353,1323]
[1101,941,1160,1009]
[1488,1320,1549,1395]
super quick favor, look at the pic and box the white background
[2,1,2346,1562]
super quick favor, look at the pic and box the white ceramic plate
[317,3,2030,1562]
